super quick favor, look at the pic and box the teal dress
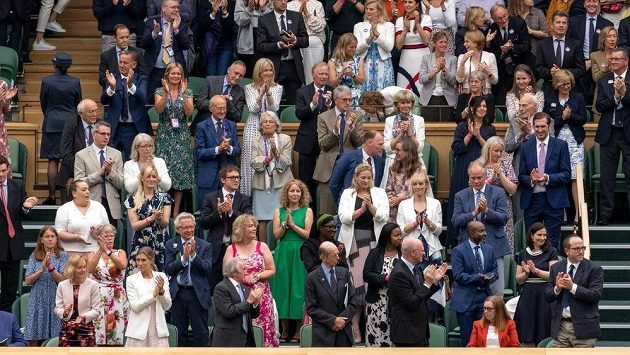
[154,88,195,190]
[271,207,308,320]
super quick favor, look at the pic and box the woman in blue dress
[328,33,366,108]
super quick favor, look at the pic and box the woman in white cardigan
[353,0,395,92]
[123,133,171,194]
[456,29,498,93]
[338,163,389,343]
[125,247,172,347]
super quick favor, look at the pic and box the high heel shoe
[42,196,56,205]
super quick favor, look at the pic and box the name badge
[596,29,601,34]
[608,80,614,84]
[551,103,557,107]
[171,118,179,128]
[565,47,571,52]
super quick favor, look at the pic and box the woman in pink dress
[0,81,17,164]
[224,214,278,347]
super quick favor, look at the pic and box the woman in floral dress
[385,138,423,222]
[328,33,366,108]
[154,62,194,216]
[0,81,17,164]
[125,164,173,271]
[241,58,283,196]
[224,214,278,347]
[87,224,129,345]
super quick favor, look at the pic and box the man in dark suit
[566,0,613,101]
[193,60,247,132]
[618,16,630,53]
[93,0,143,52]
[141,0,190,104]
[518,112,571,251]
[294,62,334,209]
[212,258,262,347]
[199,165,252,294]
[0,0,30,62]
[452,161,509,296]
[487,4,531,105]
[305,241,356,347]
[594,48,630,225]
[545,234,604,347]
[98,24,147,88]
[0,155,37,312]
[449,220,499,347]
[101,50,152,160]
[56,99,100,203]
[164,212,213,347]
[257,0,309,105]
[388,237,447,347]
[0,310,25,346]
[329,131,385,204]
[536,10,585,97]
[195,95,241,208]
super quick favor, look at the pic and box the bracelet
[465,133,473,140]
[158,291,164,296]
[47,265,55,272]
[288,223,296,229]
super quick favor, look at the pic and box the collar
[468,239,482,250]
[537,134,550,147]
[473,184,486,195]
[567,260,581,272]
[228,277,241,288]
[552,36,566,42]
[91,144,106,155]
[586,14,598,21]
[222,188,235,198]
[614,68,628,80]
[223,76,230,88]
[211,116,224,125]
[400,256,416,273]
[321,263,333,275]
[314,84,325,92]
[116,46,127,52]
[180,236,195,245]
[275,10,287,19]
[362,148,370,161]
[81,120,92,130]
[335,108,346,117]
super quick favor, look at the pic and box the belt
[179,284,194,290]
[402,44,428,50]
[562,317,572,322]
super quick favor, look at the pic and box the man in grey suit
[74,121,124,225]
[305,241,356,347]
[546,234,604,348]
[212,258,262,347]
[452,161,509,296]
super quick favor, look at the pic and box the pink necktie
[538,142,546,176]
[1,185,15,238]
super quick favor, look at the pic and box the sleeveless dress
[363,40,395,92]
[90,251,129,345]
[270,207,308,320]
[231,242,279,347]
[333,56,363,107]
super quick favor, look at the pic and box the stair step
[590,244,630,261]
[600,261,630,283]
[28,205,60,223]
[30,50,100,65]
[24,80,102,97]
[600,323,630,341]
[26,70,99,83]
[24,64,99,74]
[66,0,94,8]
[600,301,630,323]
[28,37,102,52]
[53,21,100,37]
[61,8,96,22]
[602,283,630,300]
[588,225,630,244]
[596,340,630,347]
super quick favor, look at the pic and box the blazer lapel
[318,267,338,301]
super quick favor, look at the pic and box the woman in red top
[468,295,520,347]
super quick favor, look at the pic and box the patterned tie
[329,268,337,290]
[555,39,563,67]
[475,190,484,220]
[99,150,107,197]
[413,266,423,285]
[223,193,233,238]
[280,14,289,59]
[367,156,373,168]
[588,18,595,55]
[216,120,223,141]
[222,84,230,95]
[87,125,93,146]
[338,112,346,153]
[474,246,483,273]
[179,242,191,285]
[538,142,546,176]
[121,77,129,122]
[561,264,576,308]
[237,284,248,332]
[162,22,172,65]
[0,184,15,238]
[317,89,325,111]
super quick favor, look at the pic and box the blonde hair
[351,163,374,190]
[64,254,88,280]
[279,180,311,208]
[477,136,505,166]
[331,33,358,63]
[464,6,486,31]
[130,133,154,162]
[163,62,185,81]
[598,26,617,52]
[552,69,574,90]
[364,0,389,23]
[393,89,415,107]
[133,163,159,207]
[231,214,258,243]
[252,58,276,88]
[465,30,486,51]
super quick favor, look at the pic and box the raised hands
[161,78,171,94]
[154,274,165,297]
[105,70,117,89]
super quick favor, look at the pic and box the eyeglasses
[322,225,337,230]
[225,176,241,181]
[483,307,495,312]
[569,246,587,252]
[102,235,115,239]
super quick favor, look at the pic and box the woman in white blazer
[353,0,396,91]
[456,29,498,93]
[338,163,389,343]
[125,247,172,347]
[123,133,171,194]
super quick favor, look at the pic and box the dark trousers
[100,196,118,227]
[298,151,319,211]
[599,127,630,220]
[0,257,19,312]
[525,192,564,251]
[171,288,209,347]
[197,187,214,214]
[147,67,166,105]
[277,60,301,105]
[424,96,455,122]
[209,243,228,295]
[456,293,484,347]
[394,341,427,347]
[112,122,139,161]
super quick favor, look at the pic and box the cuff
[570,283,577,294]
[106,86,115,96]
[128,83,137,95]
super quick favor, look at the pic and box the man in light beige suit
[74,121,124,225]
[314,86,364,216]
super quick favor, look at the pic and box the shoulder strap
[231,243,237,257]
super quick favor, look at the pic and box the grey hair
[77,99,96,115]
[259,111,282,133]
[333,85,351,99]
[130,133,154,161]
[93,120,111,131]
[174,212,195,228]
[96,223,117,236]
[223,258,242,277]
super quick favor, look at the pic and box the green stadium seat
[445,302,460,347]
[494,108,505,123]
[513,217,526,255]
[241,105,250,122]
[148,107,159,123]
[279,105,299,122]
[186,76,206,99]
[503,255,517,299]
[8,137,28,180]
[0,46,19,83]
[43,337,59,347]
[429,322,447,347]
[422,142,439,193]
[11,292,29,327]
[537,337,554,347]
[299,324,312,347]
[240,77,253,87]
[167,323,178,347]
[265,221,276,252]
[253,325,264,347]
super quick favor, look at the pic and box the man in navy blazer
[329,131,385,204]
[449,220,499,347]
[0,310,25,346]
[452,161,509,296]
[164,213,212,347]
[594,48,630,225]
[519,112,571,250]
[101,50,152,160]
[195,95,241,209]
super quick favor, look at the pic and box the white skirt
[301,36,325,85]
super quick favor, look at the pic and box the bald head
[210,95,228,120]
[319,241,340,268]
[78,99,98,125]
[401,237,425,264]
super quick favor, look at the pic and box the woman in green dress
[154,62,195,217]
[270,179,313,343]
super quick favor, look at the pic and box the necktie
[223,193,233,237]
[475,190,484,220]
[538,142,546,176]
[162,22,172,65]
[87,125,93,146]
[339,112,346,153]
[413,266,422,285]
[222,84,230,95]
[99,150,107,197]
[561,264,576,308]
[216,120,223,141]
[179,243,191,284]
[614,76,624,127]
[367,156,373,168]
[280,14,289,59]
[474,246,483,273]
[121,77,129,122]
[0,185,15,238]
[317,89,325,111]
[555,39,563,67]
[237,285,249,331]
[588,18,595,55]
[329,268,337,290]
[502,27,507,42]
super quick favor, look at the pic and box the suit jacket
[194,75,246,123]
[545,258,604,339]
[452,185,510,257]
[449,240,498,313]
[595,72,630,145]
[195,117,241,190]
[141,15,190,71]
[618,16,630,53]
[0,311,25,346]
[40,74,82,133]
[101,74,153,139]
[294,83,334,155]
[256,10,309,84]
[251,133,293,190]
[98,46,147,88]
[487,16,532,91]
[388,258,440,345]
[544,91,587,145]
[305,265,356,347]
[535,37,585,96]
[0,178,28,262]
[313,109,364,183]
[73,146,125,219]
[163,236,213,310]
[329,148,385,203]
[567,15,613,58]
[211,277,260,347]
[518,136,571,210]
[54,279,100,322]
[0,0,29,20]
[467,319,520,347]
[418,52,458,106]
[125,271,172,340]
[93,0,142,34]
[363,246,401,303]
[57,116,90,187]
[199,190,252,264]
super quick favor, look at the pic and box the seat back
[148,107,159,122]
[299,324,312,347]
[494,108,505,123]
[422,142,440,193]
[186,76,206,99]
[428,322,447,347]
[43,337,59,347]
[280,105,299,122]
[167,323,178,347]
[252,325,264,347]
[241,106,250,122]
[537,337,554,347]
[8,137,28,180]
[513,217,526,255]
[503,255,517,299]
[0,46,19,82]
